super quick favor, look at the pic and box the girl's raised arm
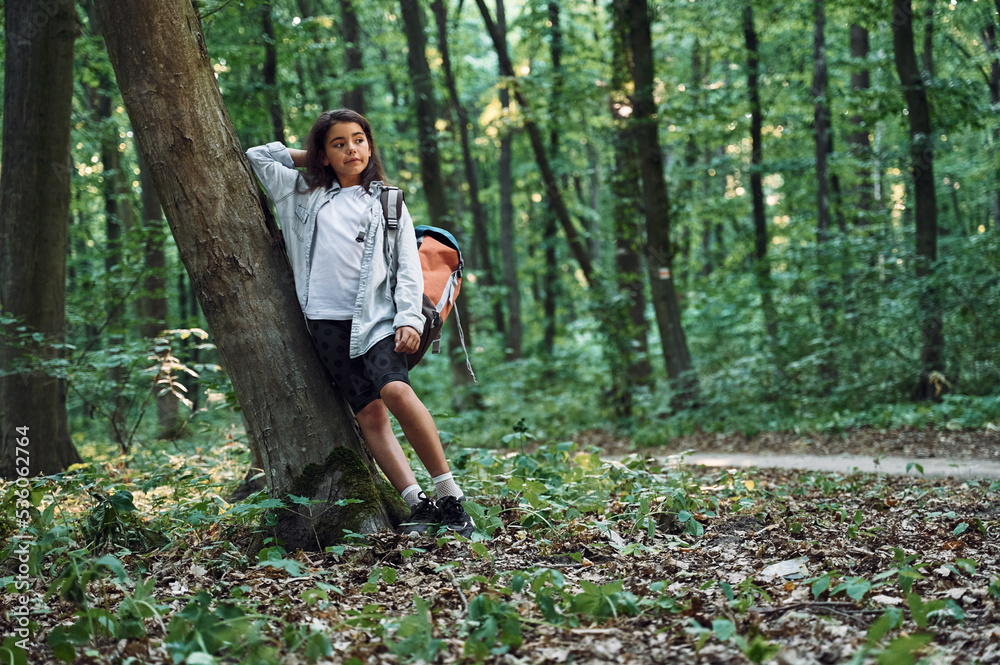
[246,141,302,202]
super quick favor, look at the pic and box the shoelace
[437,496,467,524]
[410,497,437,522]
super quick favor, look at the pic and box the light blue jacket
[246,141,425,358]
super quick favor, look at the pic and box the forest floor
[3,427,999,665]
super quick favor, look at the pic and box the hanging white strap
[435,272,459,313]
[452,297,476,382]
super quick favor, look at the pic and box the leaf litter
[2,436,999,665]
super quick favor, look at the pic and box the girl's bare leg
[378,381,449,478]
[354,399,418,492]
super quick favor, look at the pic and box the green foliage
[164,591,277,664]
[81,489,166,552]
[462,594,523,661]
[568,579,640,621]
[388,596,441,664]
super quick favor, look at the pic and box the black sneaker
[437,495,475,538]
[397,494,438,536]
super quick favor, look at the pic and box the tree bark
[626,0,699,409]
[474,0,595,284]
[813,0,838,387]
[744,5,779,350]
[94,0,406,549]
[892,0,945,400]
[340,0,366,114]
[0,0,81,478]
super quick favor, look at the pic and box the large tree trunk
[892,0,945,399]
[626,0,699,409]
[340,0,366,114]
[608,0,653,418]
[744,5,779,351]
[0,0,81,478]
[137,150,182,439]
[813,0,838,387]
[496,0,522,360]
[94,0,406,549]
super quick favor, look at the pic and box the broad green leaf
[712,619,735,641]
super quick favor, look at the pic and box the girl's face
[321,121,371,187]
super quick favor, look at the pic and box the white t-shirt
[303,186,371,320]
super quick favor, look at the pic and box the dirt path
[663,451,1000,479]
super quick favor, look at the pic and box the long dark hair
[302,109,386,193]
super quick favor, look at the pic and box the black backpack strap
[380,187,404,230]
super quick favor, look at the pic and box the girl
[246,109,474,538]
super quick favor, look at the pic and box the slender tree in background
[340,0,366,114]
[693,41,715,278]
[262,1,284,143]
[428,0,482,403]
[744,4,779,352]
[0,0,82,477]
[626,0,699,408]
[542,1,564,355]
[399,0,449,226]
[82,2,136,447]
[398,0,474,398]
[922,1,935,77]
[812,0,838,387]
[475,0,595,284]
[430,0,504,335]
[607,0,653,417]
[137,151,182,438]
[847,22,874,223]
[983,17,1000,230]
[495,0,523,359]
[94,0,407,548]
[892,0,945,399]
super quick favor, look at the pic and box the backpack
[381,187,475,378]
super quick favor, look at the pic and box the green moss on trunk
[279,445,408,548]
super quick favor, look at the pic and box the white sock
[401,484,424,508]
[432,472,464,500]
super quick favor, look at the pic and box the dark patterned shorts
[307,319,410,413]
